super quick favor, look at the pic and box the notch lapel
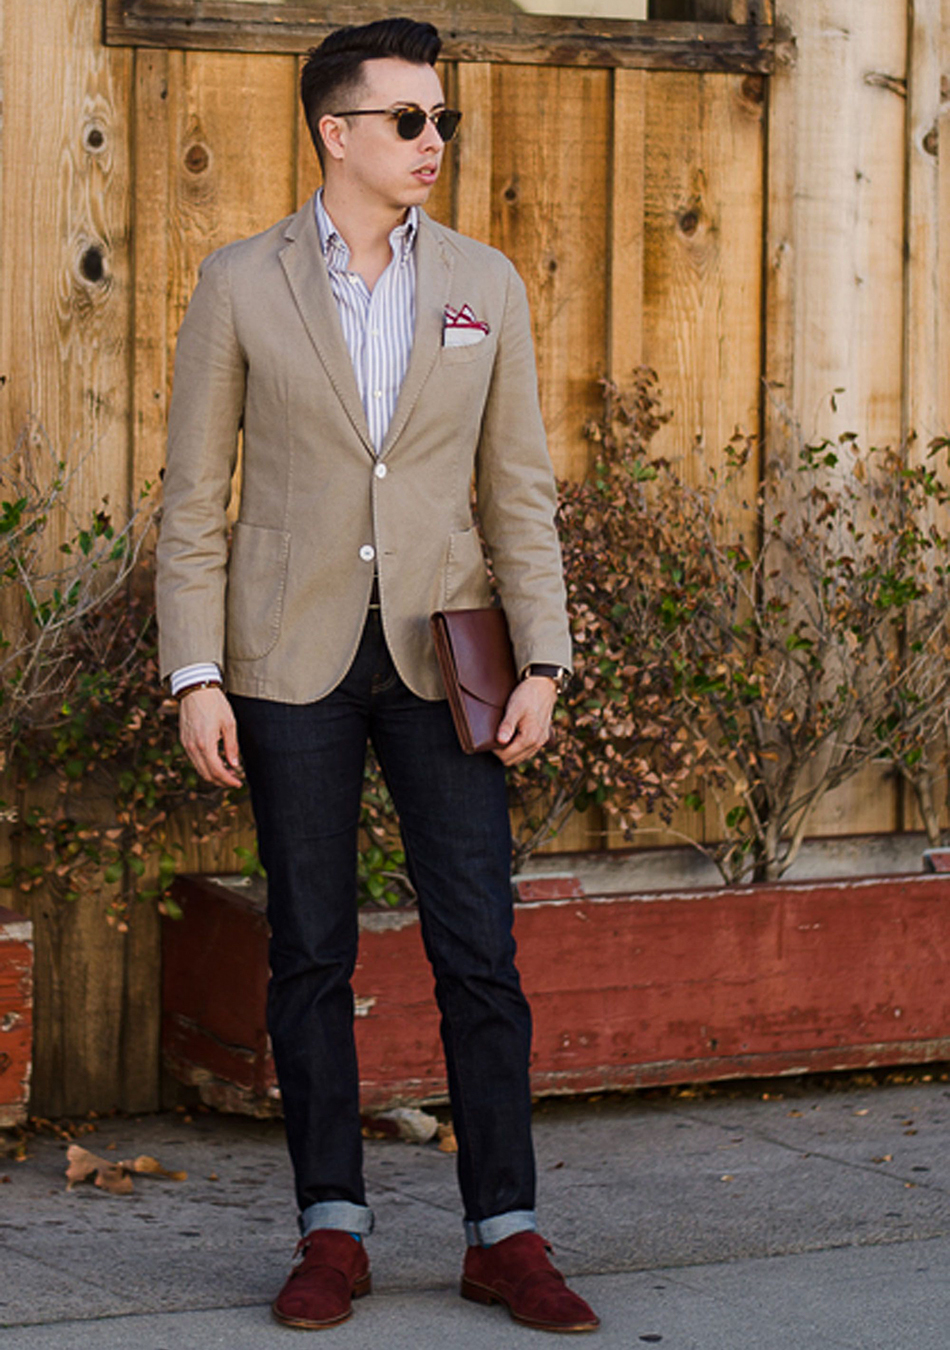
[278,197,374,458]
[380,211,454,459]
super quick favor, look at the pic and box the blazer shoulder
[196,206,302,279]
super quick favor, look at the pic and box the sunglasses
[331,103,462,143]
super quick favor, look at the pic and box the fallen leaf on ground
[65,1144,186,1194]
[437,1122,457,1153]
[122,1154,187,1181]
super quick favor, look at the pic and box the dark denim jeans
[230,610,536,1245]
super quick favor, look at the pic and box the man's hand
[179,686,244,788]
[493,675,557,767]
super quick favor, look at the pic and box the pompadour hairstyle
[300,18,442,169]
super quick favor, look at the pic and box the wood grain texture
[901,0,950,835]
[0,0,162,1117]
[104,2,775,72]
[491,63,611,482]
[904,0,945,461]
[609,68,647,382]
[764,1,907,839]
[626,67,763,850]
[455,61,493,243]
[132,47,172,491]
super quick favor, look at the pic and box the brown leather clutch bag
[430,606,518,754]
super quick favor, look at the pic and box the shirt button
[359,544,376,563]
[373,390,382,398]
[374,462,388,479]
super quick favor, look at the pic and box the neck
[321,179,409,258]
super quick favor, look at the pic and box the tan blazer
[156,195,571,703]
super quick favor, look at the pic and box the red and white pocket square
[443,303,490,348]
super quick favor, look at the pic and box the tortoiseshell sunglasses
[331,103,462,142]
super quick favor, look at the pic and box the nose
[419,114,444,152]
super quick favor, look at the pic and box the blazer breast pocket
[439,336,494,366]
[226,521,292,661]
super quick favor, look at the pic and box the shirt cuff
[170,662,223,697]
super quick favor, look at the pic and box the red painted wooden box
[162,870,950,1113]
[0,904,33,1127]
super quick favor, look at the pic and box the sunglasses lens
[435,111,461,142]
[395,109,427,140]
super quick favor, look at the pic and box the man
[156,16,597,1334]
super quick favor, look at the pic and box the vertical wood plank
[641,70,763,487]
[634,69,764,849]
[132,48,171,494]
[764,0,907,839]
[166,51,298,350]
[902,0,950,835]
[0,0,160,1116]
[491,64,611,482]
[456,61,494,243]
[904,0,944,461]
[609,68,647,383]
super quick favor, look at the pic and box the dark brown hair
[300,18,442,169]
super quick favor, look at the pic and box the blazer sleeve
[155,248,246,683]
[474,262,572,677]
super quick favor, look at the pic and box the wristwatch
[523,663,568,693]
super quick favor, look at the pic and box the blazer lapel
[380,210,454,459]
[278,197,374,457]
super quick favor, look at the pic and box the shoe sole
[460,1277,599,1333]
[271,1272,372,1329]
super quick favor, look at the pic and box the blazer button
[374,462,388,478]
[359,544,376,563]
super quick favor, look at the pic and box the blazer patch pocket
[226,521,292,661]
[439,337,494,366]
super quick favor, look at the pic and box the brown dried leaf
[65,1143,105,1189]
[436,1123,457,1153]
[95,1164,134,1195]
[122,1154,187,1181]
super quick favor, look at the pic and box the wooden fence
[1,0,949,1112]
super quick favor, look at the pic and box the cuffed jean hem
[464,1209,537,1247]
[299,1201,375,1238]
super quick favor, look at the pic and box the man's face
[320,57,447,210]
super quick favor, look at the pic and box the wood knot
[83,123,106,153]
[502,179,519,204]
[79,245,105,284]
[678,210,700,236]
[923,124,939,157]
[741,74,765,105]
[184,143,210,175]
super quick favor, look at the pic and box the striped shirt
[170,189,418,696]
[315,188,418,453]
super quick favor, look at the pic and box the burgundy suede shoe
[272,1229,371,1329]
[461,1231,599,1332]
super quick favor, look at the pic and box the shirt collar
[314,188,418,274]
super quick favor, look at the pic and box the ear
[318,113,347,164]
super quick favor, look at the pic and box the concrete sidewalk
[3,1071,950,1348]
